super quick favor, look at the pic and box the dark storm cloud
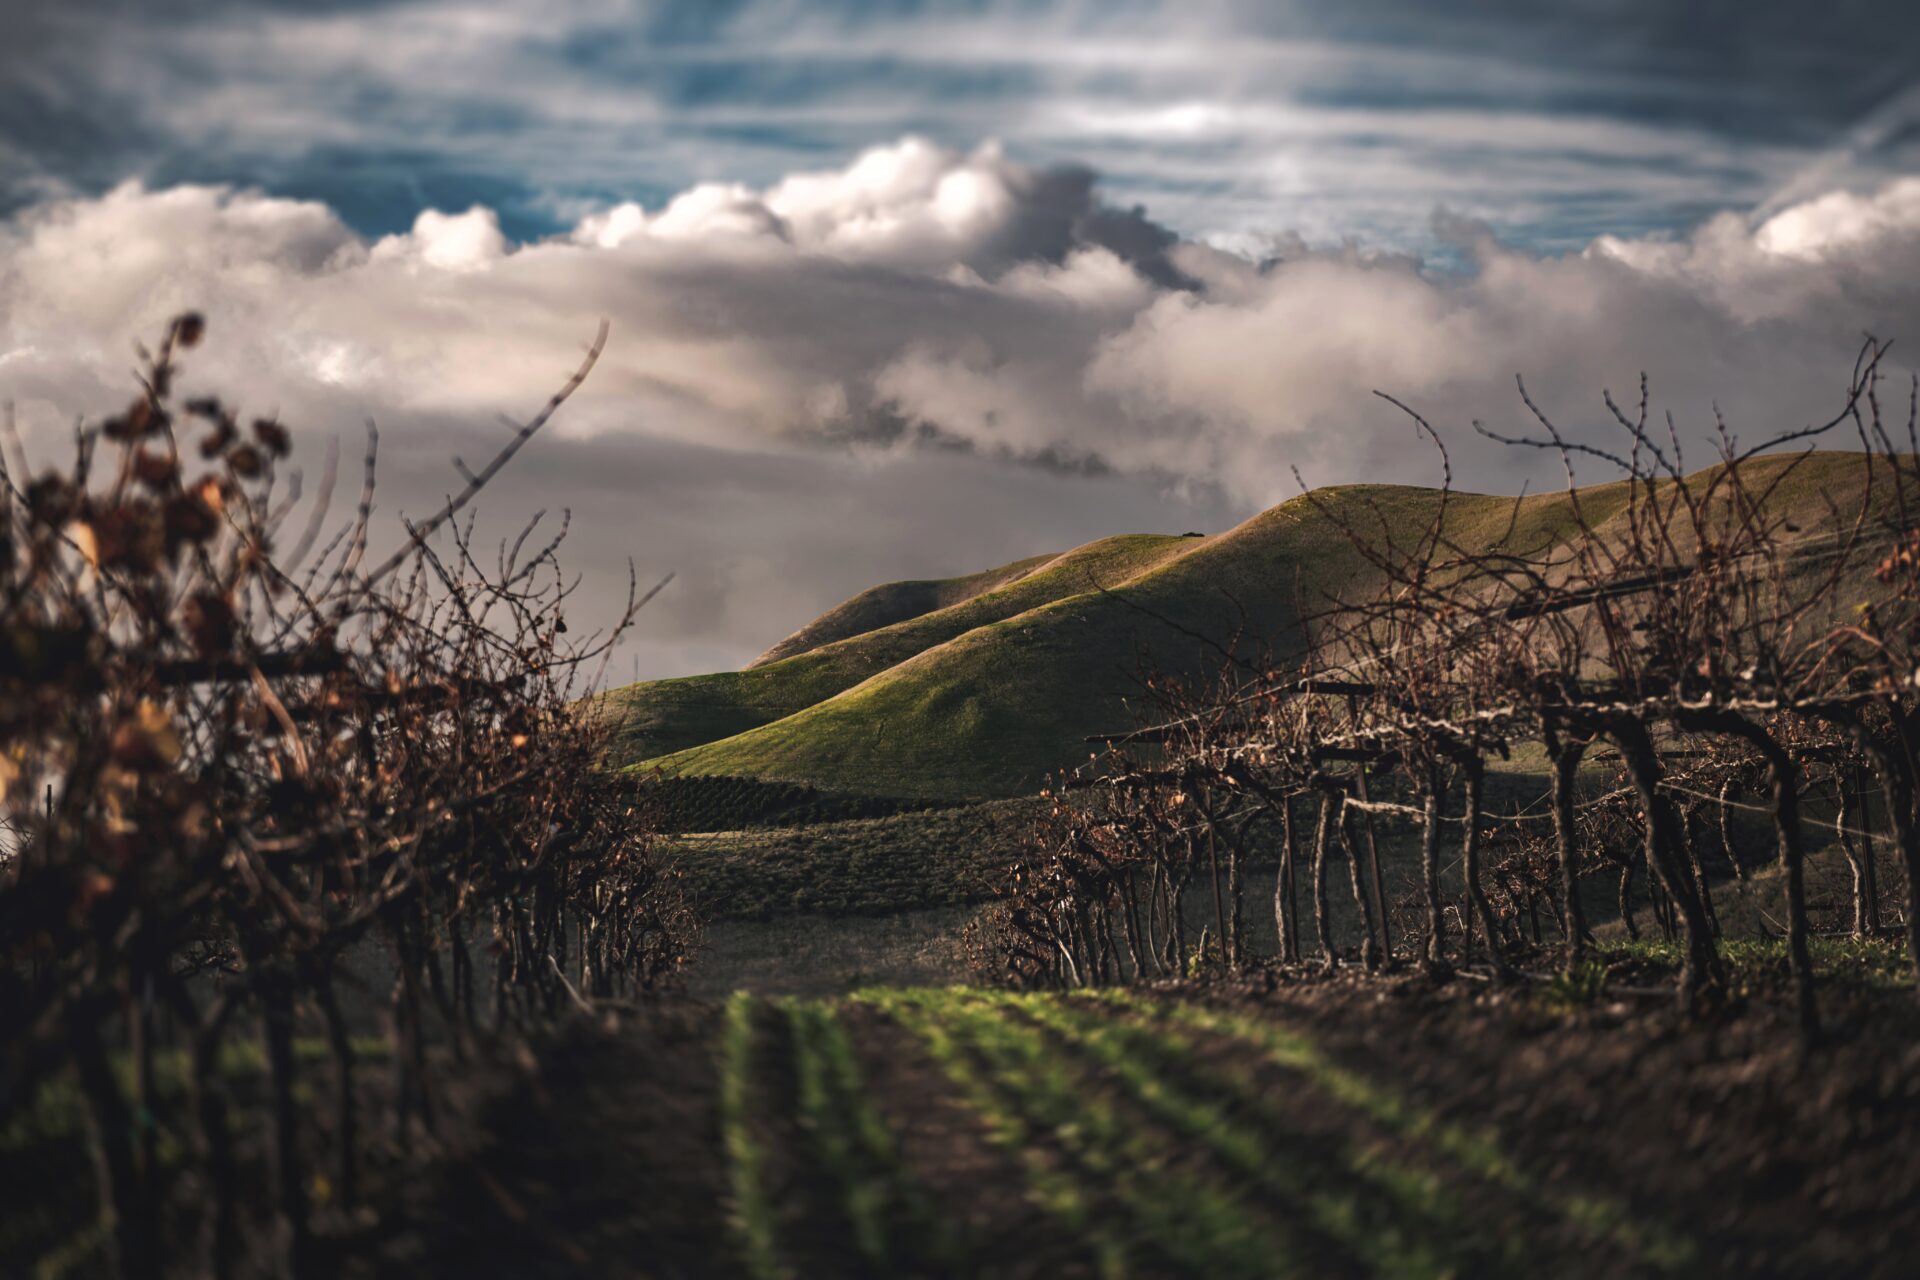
[977,163,1194,287]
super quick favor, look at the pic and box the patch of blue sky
[0,0,1915,257]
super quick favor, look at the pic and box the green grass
[854,990,1130,1277]
[603,453,1891,802]
[593,533,1198,768]
[718,993,788,1280]
[994,991,1505,1279]
[1107,992,1695,1272]
[664,798,1033,920]
[782,999,957,1272]
[751,552,1061,667]
[865,988,1304,1279]
[1590,934,1912,990]
[641,772,955,835]
[784,1000,889,1266]
[684,986,1781,1275]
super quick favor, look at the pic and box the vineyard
[639,773,957,836]
[0,319,696,1279]
[11,314,1920,1279]
[666,798,1034,920]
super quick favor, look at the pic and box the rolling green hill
[593,532,1200,762]
[602,452,1884,800]
[749,552,1060,667]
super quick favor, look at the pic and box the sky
[2,0,1919,680]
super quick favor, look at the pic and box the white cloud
[997,247,1156,312]
[374,205,510,271]
[5,145,1917,493]
[2,140,1919,674]
[0,180,361,346]
[1753,176,1920,259]
[566,138,1061,272]
[1064,208,1920,497]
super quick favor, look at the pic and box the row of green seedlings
[719,992,957,1279]
[716,989,1693,1279]
[878,988,1596,1279]
[873,987,1337,1279]
[1091,994,1692,1271]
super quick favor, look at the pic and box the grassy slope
[595,534,1198,761]
[750,553,1060,667]
[665,798,1038,920]
[628,453,1882,800]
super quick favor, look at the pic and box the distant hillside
[750,553,1059,666]
[601,452,1882,800]
[593,533,1199,762]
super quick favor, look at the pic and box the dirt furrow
[1224,975,1920,1279]
[375,1005,735,1280]
[835,1000,1115,1279]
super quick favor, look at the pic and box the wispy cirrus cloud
[5,1,1917,253]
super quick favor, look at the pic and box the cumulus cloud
[1,138,1917,676]
[375,205,510,272]
[570,137,1188,285]
[1750,178,1920,261]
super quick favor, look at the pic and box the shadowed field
[380,965,1920,1279]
